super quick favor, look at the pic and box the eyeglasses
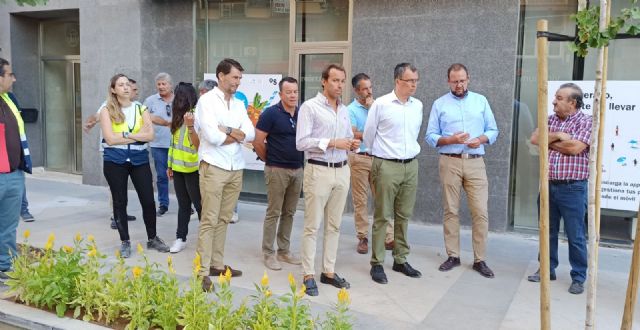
[165,104,171,117]
[289,117,296,129]
[449,79,468,85]
[399,78,419,84]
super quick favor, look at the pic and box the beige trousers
[348,153,393,242]
[439,155,489,263]
[301,163,350,276]
[196,161,242,276]
[262,166,303,255]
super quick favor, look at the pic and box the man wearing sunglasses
[144,72,174,216]
[252,77,304,271]
[425,63,499,279]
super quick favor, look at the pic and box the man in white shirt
[363,63,423,284]
[194,58,255,291]
[296,64,360,296]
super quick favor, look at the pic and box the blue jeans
[21,187,29,215]
[151,147,169,208]
[547,180,588,283]
[0,170,25,271]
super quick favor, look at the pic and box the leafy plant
[151,256,181,330]
[570,0,640,56]
[70,235,108,322]
[278,273,316,330]
[322,288,353,330]
[177,253,215,329]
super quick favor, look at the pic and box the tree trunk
[621,204,640,329]
[536,19,551,330]
[585,1,609,329]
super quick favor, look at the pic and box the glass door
[293,50,348,102]
[42,60,82,173]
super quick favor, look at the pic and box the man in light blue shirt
[144,72,174,216]
[425,63,498,279]
[347,73,393,255]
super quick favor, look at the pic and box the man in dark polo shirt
[253,77,304,270]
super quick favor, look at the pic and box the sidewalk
[2,174,639,329]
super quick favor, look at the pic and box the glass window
[512,1,578,229]
[299,53,343,101]
[41,21,80,56]
[296,0,349,42]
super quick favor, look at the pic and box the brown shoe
[472,261,495,278]
[277,252,302,265]
[438,257,461,271]
[384,240,394,251]
[200,276,214,292]
[357,237,368,254]
[210,265,243,277]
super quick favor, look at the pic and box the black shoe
[303,277,319,296]
[210,265,243,277]
[320,273,350,289]
[472,261,495,278]
[120,241,131,258]
[438,257,461,271]
[158,205,168,216]
[110,218,117,230]
[568,281,584,294]
[200,276,214,292]
[370,265,388,284]
[392,262,422,278]
[527,269,556,282]
[127,214,136,221]
[147,236,170,253]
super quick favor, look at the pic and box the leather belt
[441,153,482,159]
[374,156,414,164]
[356,152,372,157]
[308,159,348,168]
[549,179,586,184]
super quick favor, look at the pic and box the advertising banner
[203,73,282,170]
[548,81,640,211]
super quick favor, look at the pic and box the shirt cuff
[318,138,330,152]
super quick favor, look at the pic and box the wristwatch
[124,132,130,139]
[226,126,232,135]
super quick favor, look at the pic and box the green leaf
[73,306,81,319]
[55,303,66,317]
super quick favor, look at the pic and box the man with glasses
[0,57,32,282]
[252,77,304,271]
[425,63,499,279]
[144,72,174,216]
[348,73,394,254]
[364,63,423,284]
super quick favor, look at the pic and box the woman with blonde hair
[100,73,170,258]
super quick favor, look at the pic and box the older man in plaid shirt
[527,82,592,295]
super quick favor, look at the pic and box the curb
[0,296,110,330]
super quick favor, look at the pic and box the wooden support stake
[621,204,640,329]
[536,19,551,330]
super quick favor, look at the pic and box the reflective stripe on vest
[167,125,199,173]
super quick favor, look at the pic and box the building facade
[1,0,637,240]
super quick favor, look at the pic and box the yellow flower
[115,249,121,258]
[298,284,306,298]
[288,273,296,287]
[224,267,232,283]
[218,272,226,285]
[87,248,97,257]
[265,290,272,297]
[261,270,269,287]
[167,255,175,274]
[23,230,30,239]
[62,245,74,253]
[132,266,143,278]
[337,288,350,305]
[87,235,95,242]
[137,243,144,255]
[44,233,55,250]
[74,232,82,242]
[193,253,202,274]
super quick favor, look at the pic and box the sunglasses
[165,104,171,117]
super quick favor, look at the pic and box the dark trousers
[103,161,157,241]
[173,171,201,241]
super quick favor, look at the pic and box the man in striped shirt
[528,83,592,295]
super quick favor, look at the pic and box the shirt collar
[554,110,582,122]
[276,101,299,115]
[391,90,413,105]
[449,90,469,100]
[316,92,341,108]
[350,99,368,110]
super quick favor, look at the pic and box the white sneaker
[230,212,239,223]
[169,239,186,253]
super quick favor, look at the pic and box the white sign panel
[548,81,640,211]
[203,73,282,171]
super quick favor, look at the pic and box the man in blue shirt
[425,63,499,279]
[253,77,304,271]
[144,73,174,216]
[347,73,393,254]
